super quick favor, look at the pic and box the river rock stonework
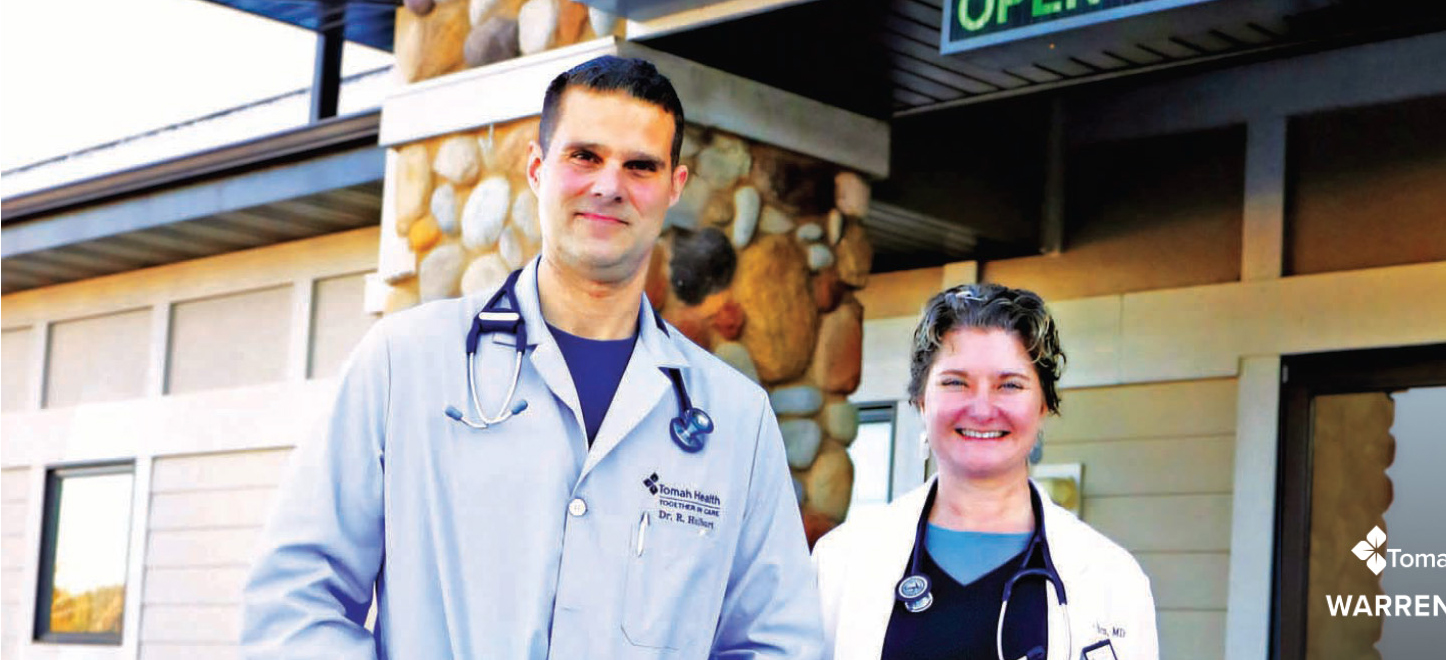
[379,122,873,545]
[395,0,624,84]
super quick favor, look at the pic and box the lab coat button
[568,498,587,517]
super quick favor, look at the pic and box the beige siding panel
[1,227,379,328]
[2,568,23,606]
[147,528,265,569]
[1040,436,1234,497]
[856,315,918,403]
[1136,552,1231,610]
[310,272,376,379]
[856,267,943,320]
[1,533,23,569]
[1,467,29,502]
[45,308,151,408]
[144,567,248,605]
[168,286,291,395]
[142,644,242,660]
[1119,262,1446,383]
[3,379,338,467]
[1086,494,1233,553]
[1050,296,1123,388]
[151,450,292,493]
[1,606,21,657]
[140,603,240,643]
[1,327,33,411]
[1,503,26,537]
[1158,610,1227,660]
[148,487,277,531]
[1048,379,1238,442]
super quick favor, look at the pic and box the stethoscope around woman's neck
[895,479,1071,660]
[443,268,714,453]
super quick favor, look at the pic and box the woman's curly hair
[906,282,1067,414]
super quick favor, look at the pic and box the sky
[0,0,393,171]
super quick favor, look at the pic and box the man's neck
[536,257,646,340]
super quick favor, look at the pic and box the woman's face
[919,327,1048,484]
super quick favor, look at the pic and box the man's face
[527,88,688,284]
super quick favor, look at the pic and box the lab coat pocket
[622,517,721,650]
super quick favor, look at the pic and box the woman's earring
[919,430,931,459]
[1029,430,1044,465]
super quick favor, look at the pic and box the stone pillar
[378,117,545,310]
[394,0,623,84]
[374,40,888,545]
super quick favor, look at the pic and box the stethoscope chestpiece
[670,407,713,453]
[896,574,933,613]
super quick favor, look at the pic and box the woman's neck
[928,467,1034,533]
[536,256,646,340]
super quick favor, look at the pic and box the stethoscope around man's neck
[895,479,1071,660]
[443,268,714,453]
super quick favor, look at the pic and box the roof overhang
[2,114,384,294]
[197,0,400,51]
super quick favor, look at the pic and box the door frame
[1274,342,1446,659]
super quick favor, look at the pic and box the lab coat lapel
[1039,484,1086,660]
[843,480,933,660]
[497,260,586,440]
[581,301,684,479]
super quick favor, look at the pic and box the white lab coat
[812,479,1158,660]
[241,258,824,659]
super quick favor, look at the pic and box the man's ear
[526,141,545,194]
[668,164,689,207]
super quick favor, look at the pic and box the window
[847,404,897,518]
[34,463,135,645]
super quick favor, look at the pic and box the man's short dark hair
[539,56,686,168]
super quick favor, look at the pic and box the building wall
[1046,379,1237,660]
[858,261,1446,660]
[854,88,1446,660]
[1287,95,1446,276]
[2,467,31,659]
[0,227,378,659]
[139,449,291,659]
[983,126,1246,301]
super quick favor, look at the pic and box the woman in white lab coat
[813,283,1158,660]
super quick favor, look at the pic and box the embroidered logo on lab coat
[643,472,723,531]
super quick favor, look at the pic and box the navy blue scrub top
[547,323,636,446]
[880,527,1049,660]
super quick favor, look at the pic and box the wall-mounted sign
[941,0,1214,55]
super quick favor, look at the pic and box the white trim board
[624,0,822,40]
[0,379,338,469]
[858,260,1446,396]
[379,38,890,177]
[1224,356,1280,660]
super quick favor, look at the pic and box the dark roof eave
[2,111,381,223]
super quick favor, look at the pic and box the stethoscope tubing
[462,345,526,428]
[447,268,712,453]
[896,480,1071,660]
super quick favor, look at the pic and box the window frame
[32,461,136,646]
[851,401,899,506]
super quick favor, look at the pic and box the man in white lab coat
[241,55,824,659]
